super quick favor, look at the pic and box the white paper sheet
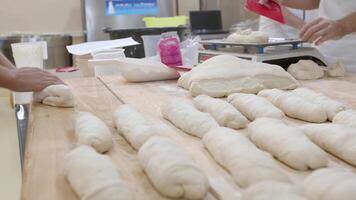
[66,37,140,55]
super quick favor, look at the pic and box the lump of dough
[64,146,136,200]
[332,109,356,128]
[117,57,180,82]
[303,168,356,200]
[242,181,306,200]
[327,61,345,77]
[226,29,269,44]
[161,98,219,138]
[177,55,299,98]
[292,87,345,121]
[75,112,112,153]
[247,118,328,170]
[113,105,158,150]
[138,136,208,199]
[227,93,284,121]
[203,127,290,188]
[287,60,325,80]
[34,84,74,107]
[193,95,249,129]
[258,89,327,123]
[301,123,356,166]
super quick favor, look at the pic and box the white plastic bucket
[142,35,161,57]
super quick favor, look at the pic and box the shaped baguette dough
[34,84,74,107]
[203,127,290,187]
[332,109,356,128]
[177,55,299,97]
[75,112,112,153]
[161,98,219,138]
[287,60,325,80]
[258,89,327,123]
[64,146,136,200]
[327,61,345,77]
[303,168,356,200]
[227,93,284,121]
[301,123,356,166]
[226,29,269,44]
[242,181,306,200]
[193,95,249,129]
[138,136,208,199]
[113,105,158,150]
[292,88,345,121]
[117,58,180,82]
[247,118,328,170]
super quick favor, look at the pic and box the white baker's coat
[317,0,356,72]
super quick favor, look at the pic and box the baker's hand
[8,67,64,92]
[300,18,347,45]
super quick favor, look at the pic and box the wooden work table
[21,75,356,200]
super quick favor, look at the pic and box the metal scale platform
[198,38,329,69]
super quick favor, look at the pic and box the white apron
[317,0,356,72]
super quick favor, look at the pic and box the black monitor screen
[190,10,223,31]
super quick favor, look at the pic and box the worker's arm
[281,0,320,10]
[0,53,15,69]
[300,12,356,45]
[282,7,305,29]
[0,65,63,92]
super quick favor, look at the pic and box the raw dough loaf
[177,55,299,97]
[327,61,345,77]
[226,29,269,44]
[287,60,325,80]
[34,84,74,107]
[117,57,180,82]
[113,105,158,150]
[301,123,356,166]
[138,136,208,199]
[247,118,328,170]
[75,112,112,153]
[303,168,356,200]
[258,89,328,123]
[161,98,219,138]
[64,146,136,200]
[332,109,356,128]
[227,93,284,121]
[292,87,345,120]
[242,181,306,200]
[203,127,290,187]
[193,95,249,129]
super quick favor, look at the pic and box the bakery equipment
[245,0,285,23]
[198,38,329,69]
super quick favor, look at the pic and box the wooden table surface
[21,75,356,200]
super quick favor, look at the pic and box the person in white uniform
[280,0,356,72]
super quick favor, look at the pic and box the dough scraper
[245,0,285,24]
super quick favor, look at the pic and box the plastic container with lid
[158,33,183,67]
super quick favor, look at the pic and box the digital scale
[198,38,329,69]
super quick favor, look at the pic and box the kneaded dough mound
[34,84,74,107]
[227,29,269,44]
[287,60,325,80]
[332,109,356,128]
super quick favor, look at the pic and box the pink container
[158,37,183,67]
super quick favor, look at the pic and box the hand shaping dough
[226,29,269,44]
[64,146,136,200]
[34,84,74,107]
[287,60,325,80]
[242,181,306,200]
[203,127,290,188]
[193,95,249,129]
[258,89,327,123]
[113,105,158,150]
[292,87,345,121]
[227,93,284,121]
[303,168,356,200]
[247,118,328,170]
[117,58,180,82]
[301,123,356,166]
[332,109,356,128]
[177,55,299,97]
[161,98,219,138]
[75,112,112,153]
[138,136,208,199]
